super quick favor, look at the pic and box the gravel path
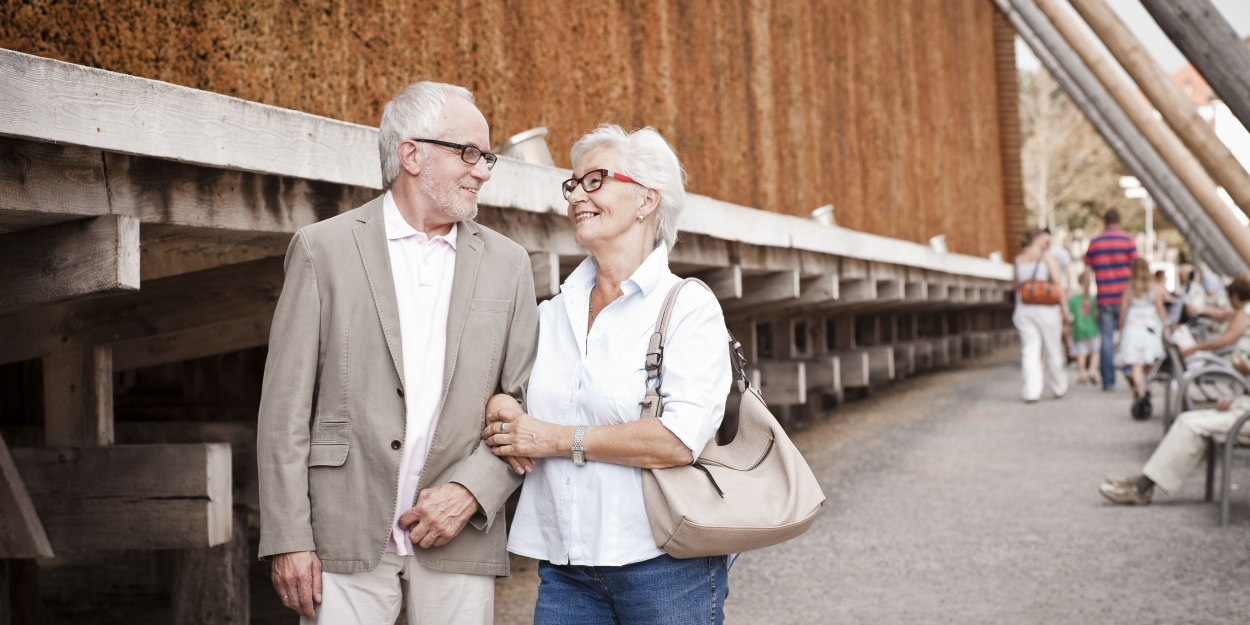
[497,348,1250,624]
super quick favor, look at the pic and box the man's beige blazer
[257,196,538,576]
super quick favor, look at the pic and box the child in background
[1119,258,1167,401]
[1069,270,1100,385]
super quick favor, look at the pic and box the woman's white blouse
[506,245,732,566]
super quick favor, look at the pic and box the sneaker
[1102,474,1136,489]
[1099,481,1152,506]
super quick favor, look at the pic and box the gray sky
[1016,0,1250,74]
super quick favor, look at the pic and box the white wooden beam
[0,436,54,559]
[0,215,139,314]
[0,50,1015,283]
[0,49,381,189]
[530,252,561,299]
[9,443,233,551]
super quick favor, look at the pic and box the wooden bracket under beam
[694,265,743,300]
[0,435,54,559]
[722,270,800,312]
[0,215,139,315]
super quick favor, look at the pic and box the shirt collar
[383,190,458,249]
[561,245,670,297]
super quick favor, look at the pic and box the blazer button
[391,440,402,450]
[397,387,404,398]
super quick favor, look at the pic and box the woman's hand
[483,406,569,471]
[484,394,534,475]
[1216,397,1235,411]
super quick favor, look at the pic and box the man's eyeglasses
[561,169,641,200]
[410,138,498,170]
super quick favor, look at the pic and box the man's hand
[399,482,480,549]
[271,550,322,619]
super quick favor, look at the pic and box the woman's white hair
[378,82,476,190]
[570,124,687,251]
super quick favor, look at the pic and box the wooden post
[1069,0,1250,222]
[996,0,1248,277]
[42,346,113,447]
[1034,0,1250,272]
[1141,0,1250,131]
[170,508,249,625]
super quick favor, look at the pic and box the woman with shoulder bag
[480,124,734,624]
[1013,227,1069,403]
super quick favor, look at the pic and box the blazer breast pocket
[457,298,509,383]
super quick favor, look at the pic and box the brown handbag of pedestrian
[639,279,826,559]
[1019,258,1061,305]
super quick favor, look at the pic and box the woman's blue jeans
[534,554,729,625]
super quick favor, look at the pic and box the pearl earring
[636,213,645,223]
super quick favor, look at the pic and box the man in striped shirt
[1082,209,1138,390]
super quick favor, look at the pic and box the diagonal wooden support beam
[0,215,139,315]
[1069,0,1250,223]
[0,435,54,559]
[1140,0,1250,133]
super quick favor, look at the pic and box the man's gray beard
[420,172,478,223]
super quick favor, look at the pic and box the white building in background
[1173,49,1250,228]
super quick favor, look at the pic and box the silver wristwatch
[572,425,588,466]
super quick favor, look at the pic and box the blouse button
[391,440,402,450]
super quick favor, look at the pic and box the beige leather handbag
[641,279,826,558]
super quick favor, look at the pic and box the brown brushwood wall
[2,0,1010,256]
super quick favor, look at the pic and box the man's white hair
[378,82,476,190]
[570,124,687,251]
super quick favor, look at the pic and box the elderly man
[257,82,538,624]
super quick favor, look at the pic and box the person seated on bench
[1100,276,1250,506]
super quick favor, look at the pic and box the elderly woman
[1100,276,1250,505]
[481,125,732,624]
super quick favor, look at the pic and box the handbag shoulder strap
[641,279,749,442]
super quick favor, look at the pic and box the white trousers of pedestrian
[302,552,494,625]
[1013,303,1068,401]
[1142,397,1250,493]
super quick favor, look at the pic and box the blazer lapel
[441,220,484,397]
[352,197,405,383]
